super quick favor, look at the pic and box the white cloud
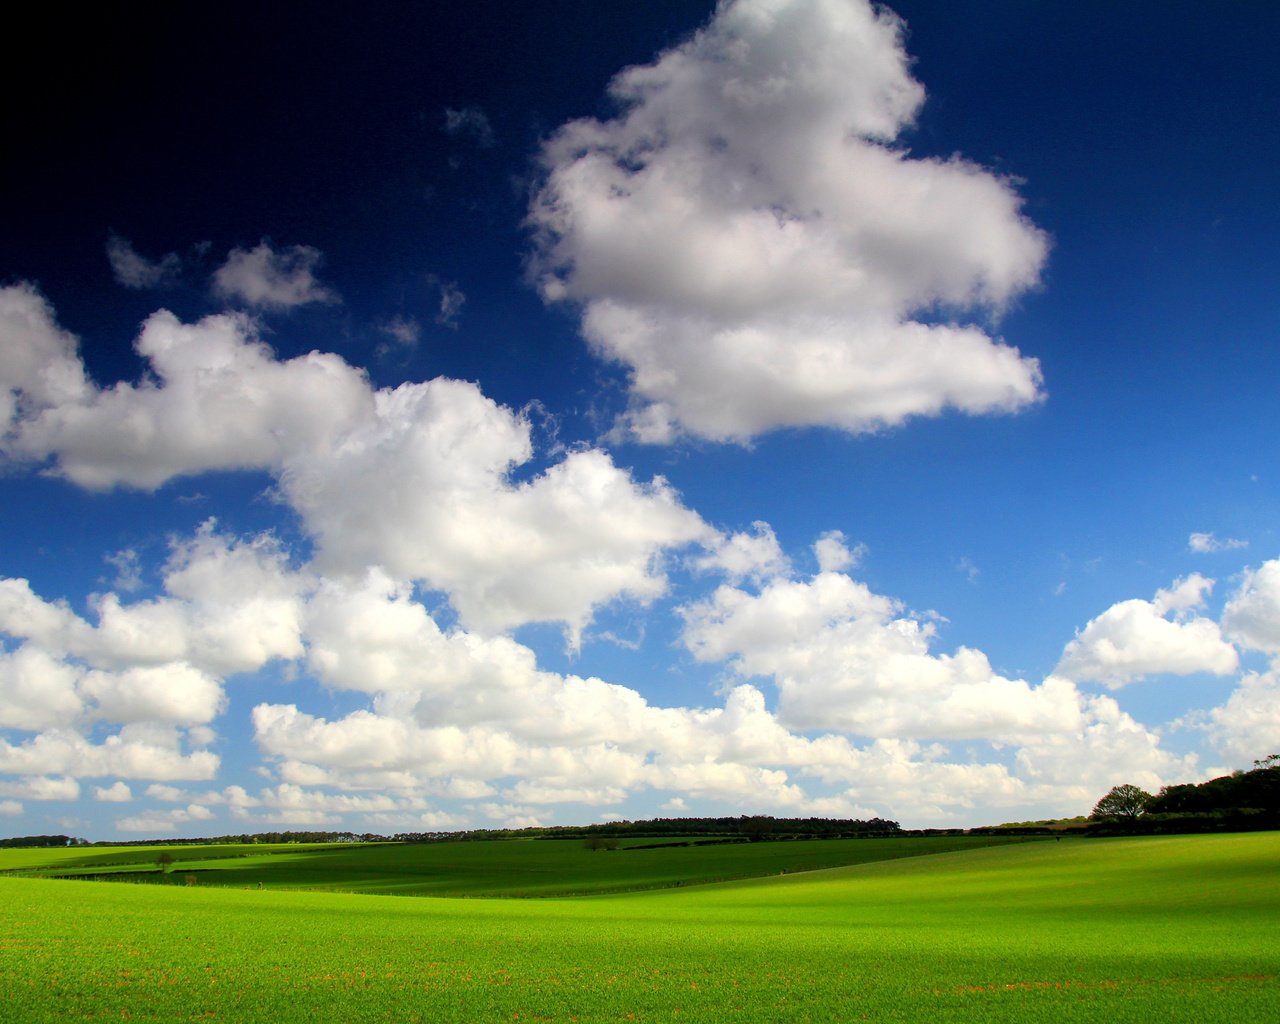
[476,804,545,830]
[1197,662,1280,766]
[813,531,862,574]
[1221,558,1280,654]
[0,775,80,801]
[434,279,465,329]
[1006,692,1198,813]
[281,384,710,644]
[4,306,372,490]
[0,645,84,730]
[1055,574,1239,687]
[246,567,1189,827]
[0,523,307,734]
[154,523,308,675]
[248,660,1184,828]
[94,781,133,802]
[378,316,421,352]
[0,283,92,436]
[116,803,214,832]
[212,783,427,827]
[1,294,710,641]
[301,573,829,778]
[145,784,194,803]
[681,569,1081,739]
[529,0,1048,443]
[253,702,646,791]
[1153,573,1216,617]
[364,809,468,831]
[1,276,1230,827]
[80,664,225,725]
[104,549,144,593]
[0,800,20,815]
[1189,531,1247,553]
[421,274,466,330]
[503,781,629,805]
[105,234,181,289]
[212,241,339,310]
[694,521,789,582]
[115,815,178,833]
[303,569,542,702]
[0,726,217,781]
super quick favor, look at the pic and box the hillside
[1,833,1276,1022]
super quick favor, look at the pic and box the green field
[0,834,1033,897]
[1,833,1276,1022]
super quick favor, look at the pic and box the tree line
[0,835,92,848]
[1,831,394,848]
[1090,755,1280,834]
[395,815,902,844]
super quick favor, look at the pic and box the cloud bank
[3,273,1277,832]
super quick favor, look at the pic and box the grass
[0,834,1036,897]
[0,833,1276,1022]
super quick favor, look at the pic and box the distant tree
[582,836,618,852]
[1147,757,1280,820]
[0,835,73,848]
[739,816,775,841]
[1091,784,1154,823]
[155,851,175,873]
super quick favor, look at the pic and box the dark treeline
[396,815,902,844]
[0,835,92,848]
[1090,756,1280,835]
[85,831,393,847]
[0,832,395,848]
[1147,763,1279,818]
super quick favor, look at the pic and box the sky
[2,0,1278,840]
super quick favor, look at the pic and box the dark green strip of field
[1,834,1035,897]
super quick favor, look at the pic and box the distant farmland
[1,833,1033,897]
[2,833,1276,1022]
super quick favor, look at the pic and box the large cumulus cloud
[1055,574,1239,687]
[528,0,1048,443]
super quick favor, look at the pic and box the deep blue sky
[2,1,1278,839]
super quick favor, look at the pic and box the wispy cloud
[429,276,466,330]
[104,548,144,593]
[106,234,182,289]
[377,316,422,358]
[1189,531,1247,553]
[212,241,340,310]
[443,106,495,148]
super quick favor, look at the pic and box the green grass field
[1,833,1276,1022]
[0,834,1034,897]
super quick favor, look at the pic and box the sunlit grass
[1,833,1276,1022]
